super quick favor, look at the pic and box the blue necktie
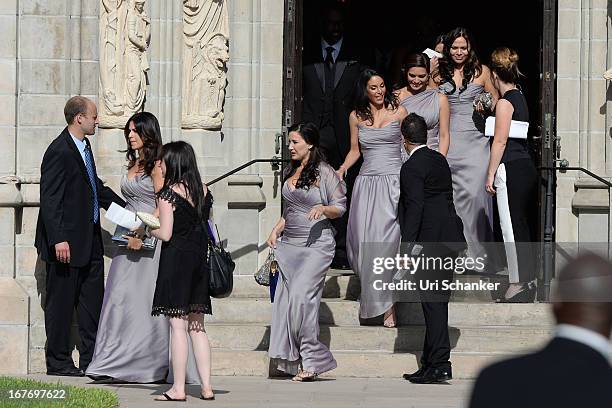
[83,141,100,224]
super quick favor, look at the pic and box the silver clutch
[111,225,158,250]
[254,250,279,286]
[473,92,493,113]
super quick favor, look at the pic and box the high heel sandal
[497,281,536,303]
[383,307,396,328]
[291,368,318,382]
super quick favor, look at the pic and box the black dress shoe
[408,366,452,384]
[330,260,351,270]
[87,374,114,382]
[47,367,85,377]
[403,366,427,380]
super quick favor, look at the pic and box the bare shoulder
[395,105,408,119]
[478,64,491,80]
[395,87,408,101]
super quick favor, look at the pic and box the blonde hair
[490,47,523,84]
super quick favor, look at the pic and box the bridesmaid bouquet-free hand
[254,250,279,286]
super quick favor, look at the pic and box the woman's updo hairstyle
[490,47,523,84]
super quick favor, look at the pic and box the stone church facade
[0,0,610,374]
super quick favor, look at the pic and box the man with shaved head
[35,96,125,376]
[469,254,612,407]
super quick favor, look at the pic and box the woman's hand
[335,166,346,181]
[266,230,278,249]
[125,236,144,250]
[430,56,439,73]
[307,205,326,221]
[485,173,496,195]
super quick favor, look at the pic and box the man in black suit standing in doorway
[469,254,612,407]
[302,2,363,269]
[398,113,466,384]
[35,96,125,376]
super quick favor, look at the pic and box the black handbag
[206,224,235,298]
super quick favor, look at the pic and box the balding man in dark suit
[35,96,125,376]
[469,254,612,407]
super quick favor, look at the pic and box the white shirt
[408,144,427,158]
[556,324,612,360]
[69,132,88,166]
[321,37,343,63]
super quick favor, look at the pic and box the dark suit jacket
[398,147,465,256]
[302,39,363,168]
[469,337,612,408]
[35,128,125,267]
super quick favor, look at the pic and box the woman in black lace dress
[150,141,214,402]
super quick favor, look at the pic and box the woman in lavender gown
[396,52,450,155]
[339,69,408,326]
[438,27,499,266]
[266,123,347,382]
[86,112,167,382]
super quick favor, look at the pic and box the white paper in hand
[422,48,443,59]
[104,202,142,230]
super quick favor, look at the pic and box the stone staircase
[19,271,555,378]
[207,272,554,379]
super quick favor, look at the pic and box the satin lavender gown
[346,121,406,319]
[86,174,168,382]
[442,82,494,262]
[269,163,347,376]
[400,89,441,151]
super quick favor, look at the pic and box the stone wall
[556,0,612,243]
[0,0,284,374]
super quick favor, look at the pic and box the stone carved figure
[99,0,127,117]
[99,0,150,128]
[182,0,230,129]
[126,0,151,112]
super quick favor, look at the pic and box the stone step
[209,298,553,327]
[211,349,517,379]
[231,273,507,302]
[204,323,551,353]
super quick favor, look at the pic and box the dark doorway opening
[301,0,543,137]
[282,0,557,254]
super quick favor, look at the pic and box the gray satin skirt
[86,246,169,382]
[268,231,337,375]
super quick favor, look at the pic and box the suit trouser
[44,229,104,371]
[494,159,538,283]
[417,254,451,369]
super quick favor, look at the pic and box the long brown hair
[439,27,482,94]
[354,68,398,126]
[283,122,325,190]
[123,112,162,176]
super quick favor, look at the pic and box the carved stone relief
[99,0,151,128]
[182,0,230,130]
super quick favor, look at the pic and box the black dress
[151,187,213,317]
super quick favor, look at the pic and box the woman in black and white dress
[485,47,538,302]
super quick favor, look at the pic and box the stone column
[556,0,611,242]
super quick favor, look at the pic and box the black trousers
[44,228,104,371]
[417,251,452,370]
[494,158,538,283]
